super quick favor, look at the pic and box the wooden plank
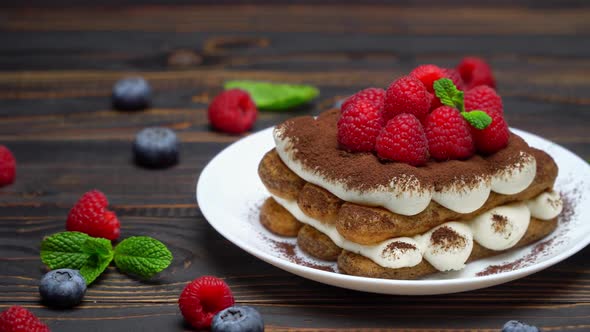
[2,5,589,36]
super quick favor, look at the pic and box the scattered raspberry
[424,106,475,160]
[464,85,503,116]
[457,56,496,89]
[179,276,235,330]
[66,190,120,240]
[0,145,16,187]
[208,89,258,134]
[375,114,429,166]
[337,99,384,152]
[441,68,465,91]
[383,75,432,122]
[0,306,50,332]
[469,108,510,154]
[410,64,445,93]
[341,87,385,112]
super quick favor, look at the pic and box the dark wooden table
[1,2,589,331]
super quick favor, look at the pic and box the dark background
[0,1,589,331]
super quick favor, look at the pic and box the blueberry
[112,77,151,110]
[211,306,264,332]
[39,269,86,308]
[133,127,179,168]
[502,320,541,332]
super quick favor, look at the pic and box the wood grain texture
[0,3,589,331]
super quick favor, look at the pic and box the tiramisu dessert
[258,59,563,279]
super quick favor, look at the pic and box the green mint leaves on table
[41,231,96,270]
[41,232,113,284]
[41,232,172,285]
[433,78,492,130]
[79,236,114,285]
[114,236,173,279]
[224,80,319,111]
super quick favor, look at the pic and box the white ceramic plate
[197,127,590,295]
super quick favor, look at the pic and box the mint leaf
[40,232,114,285]
[432,78,491,130]
[41,232,91,270]
[461,110,492,130]
[79,237,114,284]
[114,236,172,279]
[224,80,319,111]
[433,78,464,112]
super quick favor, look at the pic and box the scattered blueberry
[211,306,264,332]
[112,77,151,111]
[502,320,541,332]
[39,269,86,308]
[133,127,179,168]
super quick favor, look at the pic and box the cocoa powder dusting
[265,237,335,272]
[431,226,466,250]
[277,109,533,193]
[491,214,508,234]
[273,240,296,257]
[382,241,417,259]
[559,192,575,225]
[476,238,555,277]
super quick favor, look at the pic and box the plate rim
[197,126,590,294]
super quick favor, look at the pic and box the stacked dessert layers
[258,60,563,279]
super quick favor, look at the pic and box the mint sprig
[41,232,113,284]
[433,78,465,112]
[80,237,114,284]
[224,80,319,111]
[461,110,493,130]
[40,232,172,285]
[114,236,172,279]
[41,232,93,270]
[433,78,492,130]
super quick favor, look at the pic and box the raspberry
[441,68,465,91]
[208,89,258,134]
[463,85,506,153]
[66,190,120,240]
[0,145,16,187]
[457,56,496,89]
[337,99,384,152]
[425,106,475,160]
[179,276,235,330]
[375,113,429,166]
[341,87,385,112]
[430,94,442,111]
[464,85,503,116]
[383,75,432,122]
[469,108,510,154]
[0,306,50,332]
[410,64,445,93]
